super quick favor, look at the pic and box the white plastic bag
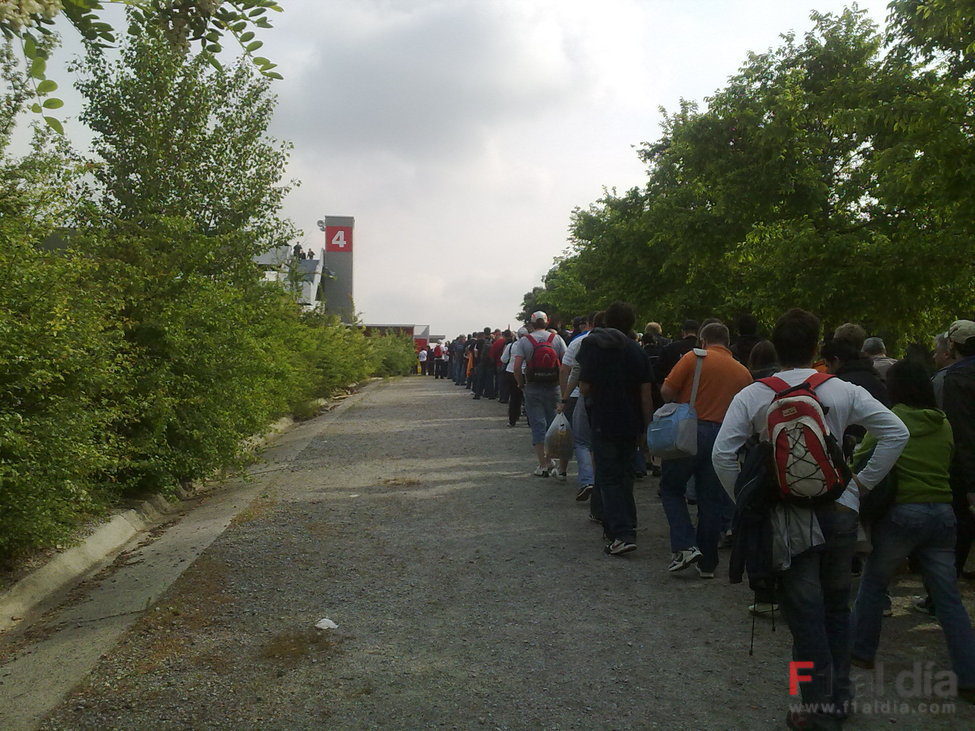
[544,412,574,461]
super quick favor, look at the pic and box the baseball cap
[517,326,529,337]
[947,320,975,344]
[531,310,548,323]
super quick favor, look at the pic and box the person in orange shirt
[659,321,753,577]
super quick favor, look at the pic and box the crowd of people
[425,306,975,729]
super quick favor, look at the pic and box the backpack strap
[757,376,791,393]
[689,351,706,409]
[805,372,835,390]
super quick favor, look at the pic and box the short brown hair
[645,321,662,336]
[699,322,730,347]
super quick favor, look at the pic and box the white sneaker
[748,602,779,616]
[532,465,550,478]
[668,547,702,572]
[696,565,715,579]
[555,471,567,482]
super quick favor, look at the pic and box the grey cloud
[271,2,589,164]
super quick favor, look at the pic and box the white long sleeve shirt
[712,368,909,512]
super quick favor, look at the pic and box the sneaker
[550,459,559,474]
[604,539,637,556]
[575,484,593,501]
[532,466,549,478]
[555,471,567,482]
[696,565,715,579]
[911,595,935,616]
[649,464,661,477]
[748,602,779,616]
[667,547,702,572]
[588,514,602,524]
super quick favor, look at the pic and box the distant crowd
[420,306,975,729]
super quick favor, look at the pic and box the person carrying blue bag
[653,322,753,577]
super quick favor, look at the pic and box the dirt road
[8,377,974,729]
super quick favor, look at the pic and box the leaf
[263,71,283,80]
[30,103,42,114]
[239,31,255,42]
[29,58,46,79]
[245,40,263,52]
[253,57,271,67]
[43,116,64,135]
[23,35,37,59]
[37,79,58,94]
[42,98,64,110]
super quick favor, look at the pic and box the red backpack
[525,333,561,384]
[758,374,851,504]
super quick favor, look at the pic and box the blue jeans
[659,421,725,572]
[780,505,859,709]
[592,434,637,543]
[852,502,975,687]
[524,383,558,445]
[571,396,594,487]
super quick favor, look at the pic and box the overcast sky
[19,0,892,337]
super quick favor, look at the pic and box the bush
[370,333,416,377]
[0,240,123,559]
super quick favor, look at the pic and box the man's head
[483,327,492,336]
[604,301,636,333]
[736,313,758,337]
[863,337,886,357]
[593,311,606,328]
[947,319,975,358]
[530,310,548,330]
[645,321,662,336]
[516,326,529,338]
[699,322,730,348]
[502,329,512,340]
[681,319,699,338]
[772,308,821,368]
[833,323,866,353]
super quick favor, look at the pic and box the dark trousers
[591,434,638,543]
[505,373,522,425]
[474,361,495,398]
[497,366,510,403]
[780,505,858,709]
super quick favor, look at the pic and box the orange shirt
[663,344,753,423]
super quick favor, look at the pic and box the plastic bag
[544,413,574,461]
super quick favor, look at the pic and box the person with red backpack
[513,311,567,477]
[713,309,909,730]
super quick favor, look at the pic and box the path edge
[0,378,388,634]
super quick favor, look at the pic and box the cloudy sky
[22,0,892,337]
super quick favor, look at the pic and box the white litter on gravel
[314,617,338,630]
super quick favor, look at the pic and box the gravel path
[39,377,975,729]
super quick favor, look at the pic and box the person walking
[713,309,909,729]
[850,360,975,701]
[577,302,653,555]
[513,312,567,476]
[658,321,752,577]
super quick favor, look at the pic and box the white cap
[948,320,975,344]
[531,310,548,324]
[517,326,529,337]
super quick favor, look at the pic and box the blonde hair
[645,322,662,336]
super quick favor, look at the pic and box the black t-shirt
[578,330,653,439]
[657,335,696,382]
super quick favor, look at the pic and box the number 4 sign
[325,225,353,252]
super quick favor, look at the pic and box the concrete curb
[0,501,165,634]
[0,381,382,635]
